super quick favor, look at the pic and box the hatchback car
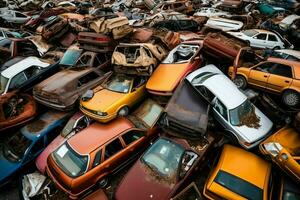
[229,54,300,107]
[46,99,163,198]
[186,64,273,149]
[260,126,300,182]
[146,41,202,96]
[203,144,272,200]
[80,74,146,123]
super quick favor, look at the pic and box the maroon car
[115,134,218,200]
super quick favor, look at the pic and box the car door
[266,63,293,93]
[252,33,268,48]
[212,98,231,131]
[267,33,279,49]
[248,62,272,89]
[127,76,146,106]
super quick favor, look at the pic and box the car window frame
[120,129,146,146]
[8,71,27,90]
[103,137,125,161]
[213,98,228,121]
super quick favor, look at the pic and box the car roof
[1,56,50,79]
[68,118,134,155]
[187,65,247,109]
[217,145,271,189]
[275,49,300,59]
[267,57,300,79]
[252,29,274,34]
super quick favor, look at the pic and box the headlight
[263,142,282,157]
[96,111,108,116]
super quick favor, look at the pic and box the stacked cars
[0,0,299,199]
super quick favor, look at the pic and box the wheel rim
[98,179,108,188]
[285,93,299,106]
[233,77,244,88]
[118,107,128,116]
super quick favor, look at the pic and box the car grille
[80,105,98,115]
[48,163,70,191]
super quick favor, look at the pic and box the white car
[205,17,243,31]
[193,7,229,17]
[186,64,273,149]
[275,49,300,61]
[0,57,51,95]
[228,29,292,49]
[0,10,30,24]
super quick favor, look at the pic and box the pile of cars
[0,0,300,199]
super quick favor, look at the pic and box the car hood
[232,107,273,143]
[81,88,126,112]
[227,31,245,38]
[115,160,175,200]
[0,151,20,184]
[36,135,65,174]
[146,63,189,93]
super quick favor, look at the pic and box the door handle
[263,75,268,78]
[285,80,290,83]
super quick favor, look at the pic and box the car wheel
[97,177,108,188]
[233,75,247,90]
[282,90,300,107]
[272,46,280,50]
[117,106,129,116]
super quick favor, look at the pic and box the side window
[132,77,145,90]
[268,34,278,42]
[104,138,123,160]
[31,139,44,155]
[214,99,228,120]
[15,12,26,18]
[9,72,27,90]
[24,66,42,79]
[78,72,99,87]
[122,130,144,145]
[269,64,293,78]
[92,150,102,167]
[255,62,273,73]
[0,31,3,37]
[195,85,215,103]
[254,34,267,40]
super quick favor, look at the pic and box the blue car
[0,110,71,186]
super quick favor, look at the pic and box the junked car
[204,17,244,31]
[186,64,273,149]
[36,112,91,174]
[77,32,116,53]
[80,74,147,123]
[41,16,69,41]
[33,68,111,111]
[193,7,229,17]
[203,144,273,200]
[0,93,36,132]
[0,10,31,24]
[146,41,202,97]
[154,1,193,14]
[152,19,200,32]
[260,126,300,182]
[0,111,71,186]
[0,56,59,95]
[59,45,83,68]
[47,99,163,199]
[112,43,167,76]
[228,29,293,49]
[115,133,219,200]
[229,50,300,107]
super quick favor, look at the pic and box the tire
[245,40,250,46]
[233,75,247,90]
[97,177,108,188]
[282,90,300,107]
[117,106,129,116]
[272,46,280,50]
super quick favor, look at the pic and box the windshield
[53,143,88,177]
[191,72,216,84]
[243,30,259,37]
[2,131,32,162]
[133,100,162,127]
[229,100,254,126]
[141,138,184,181]
[60,49,82,66]
[60,118,77,137]
[162,44,199,64]
[0,75,8,94]
[103,75,133,93]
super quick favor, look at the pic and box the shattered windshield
[162,44,198,64]
[229,100,260,128]
[103,75,133,93]
[2,131,32,162]
[141,138,184,181]
[242,30,258,37]
[0,75,8,94]
[53,143,88,177]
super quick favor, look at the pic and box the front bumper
[80,106,116,123]
[34,95,74,111]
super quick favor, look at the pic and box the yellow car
[203,144,272,200]
[260,126,300,183]
[80,74,146,123]
[229,57,300,107]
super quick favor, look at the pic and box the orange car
[260,126,300,183]
[146,41,202,97]
[229,54,300,107]
[46,99,163,199]
[203,144,272,200]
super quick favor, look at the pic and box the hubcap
[285,93,298,106]
[119,108,127,116]
[234,78,244,88]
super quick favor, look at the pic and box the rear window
[214,170,263,200]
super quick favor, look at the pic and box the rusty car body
[33,68,111,111]
[41,16,69,41]
[46,99,163,199]
[78,32,116,53]
[112,43,167,76]
[0,92,36,132]
[161,79,210,139]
